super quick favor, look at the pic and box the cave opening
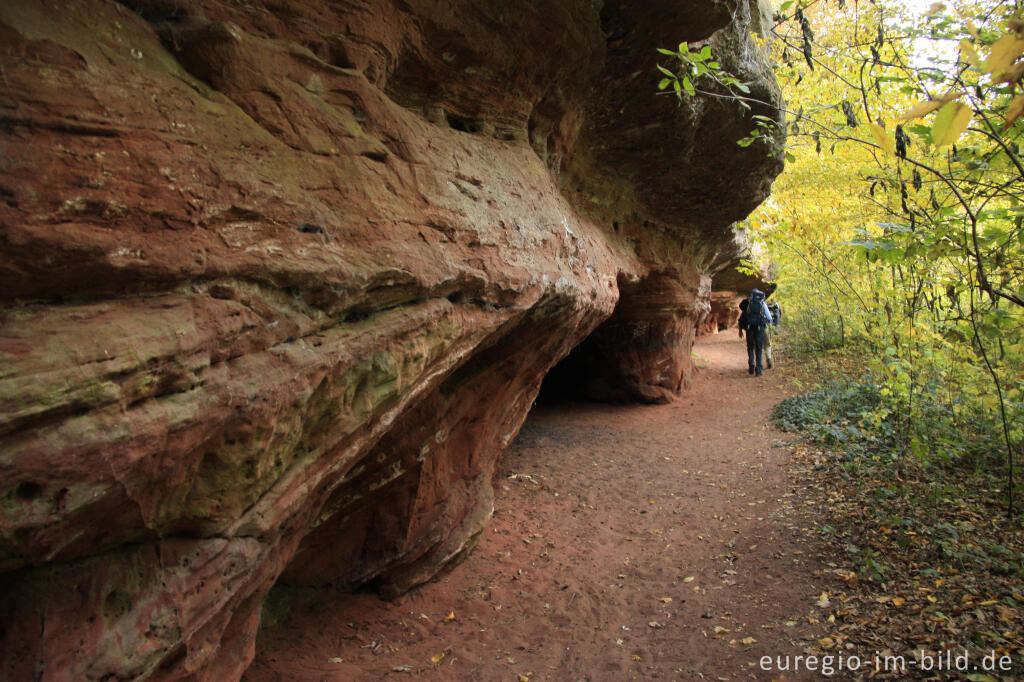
[537,269,697,406]
[445,111,484,133]
[533,332,602,405]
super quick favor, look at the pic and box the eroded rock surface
[0,0,782,678]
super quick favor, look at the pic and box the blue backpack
[746,290,767,327]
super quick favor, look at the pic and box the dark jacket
[738,292,774,331]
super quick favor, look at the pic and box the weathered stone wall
[0,0,782,678]
[701,291,745,334]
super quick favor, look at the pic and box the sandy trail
[246,333,830,681]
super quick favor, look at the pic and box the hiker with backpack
[738,288,774,376]
[764,295,781,370]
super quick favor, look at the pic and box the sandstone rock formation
[701,230,775,335]
[0,0,783,678]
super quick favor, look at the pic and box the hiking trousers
[746,325,766,374]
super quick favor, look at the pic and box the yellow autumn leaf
[868,123,895,154]
[897,99,946,122]
[444,611,455,622]
[996,62,1024,86]
[431,653,445,664]
[683,576,695,582]
[984,34,1024,75]
[741,636,757,644]
[960,39,981,68]
[659,597,673,603]
[932,101,972,146]
[891,596,906,606]
[631,655,641,661]
[518,675,530,682]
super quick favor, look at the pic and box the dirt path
[246,333,833,681]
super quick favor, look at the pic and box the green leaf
[699,45,712,60]
[673,79,682,96]
[682,77,695,96]
[734,82,751,94]
[780,0,794,11]
[656,48,677,56]
[708,61,720,69]
[658,78,671,90]
[737,137,755,147]
[678,42,688,54]
[785,151,796,163]
[932,101,972,147]
[657,65,675,78]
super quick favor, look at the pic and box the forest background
[659,0,1024,669]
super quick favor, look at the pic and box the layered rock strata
[0,0,782,678]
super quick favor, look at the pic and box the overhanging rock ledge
[0,0,783,678]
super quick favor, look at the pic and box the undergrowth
[774,354,1024,678]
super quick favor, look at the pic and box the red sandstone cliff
[0,0,782,678]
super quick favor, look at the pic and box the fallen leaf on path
[444,611,455,622]
[659,597,672,603]
[430,653,445,664]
